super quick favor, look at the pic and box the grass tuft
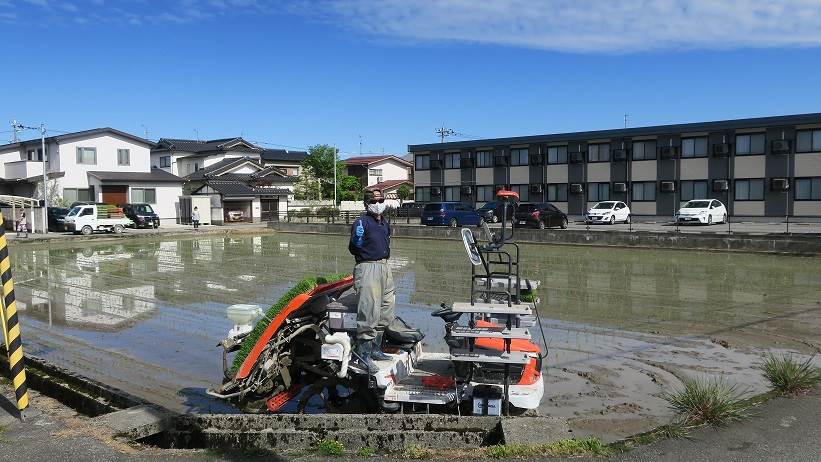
[402,444,432,460]
[485,437,612,459]
[315,439,345,457]
[759,352,821,395]
[661,376,750,426]
[230,272,349,374]
[356,446,376,458]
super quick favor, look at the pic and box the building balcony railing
[4,160,45,180]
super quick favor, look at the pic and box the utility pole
[194,128,200,142]
[436,124,455,143]
[11,120,20,143]
[358,135,363,155]
[40,124,48,234]
[624,114,630,128]
[141,124,149,139]
[333,144,337,206]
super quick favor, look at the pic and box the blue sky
[2,0,820,158]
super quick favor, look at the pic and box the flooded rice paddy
[10,233,821,441]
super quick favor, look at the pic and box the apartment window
[475,150,493,167]
[476,186,494,202]
[796,129,821,153]
[795,177,821,200]
[734,179,764,201]
[63,188,92,204]
[681,137,708,158]
[76,147,97,165]
[159,156,171,168]
[588,143,610,162]
[510,148,529,166]
[632,140,657,160]
[444,186,460,201]
[631,181,656,201]
[444,153,460,169]
[735,134,766,155]
[510,184,529,201]
[132,188,157,204]
[680,180,708,201]
[118,149,130,166]
[547,146,568,164]
[588,182,610,202]
[368,168,383,176]
[415,187,431,202]
[547,183,567,202]
[415,154,430,170]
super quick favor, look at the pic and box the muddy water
[10,234,821,441]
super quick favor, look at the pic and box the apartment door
[101,185,128,205]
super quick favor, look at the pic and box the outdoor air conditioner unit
[612,149,628,161]
[570,183,584,193]
[530,153,544,165]
[493,155,509,166]
[431,187,442,196]
[660,181,676,192]
[713,179,729,192]
[712,143,731,157]
[770,178,789,191]
[613,182,627,193]
[569,152,585,163]
[659,146,679,159]
[530,184,543,193]
[771,140,791,154]
[461,185,473,195]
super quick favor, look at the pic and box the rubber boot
[371,331,392,361]
[354,340,379,374]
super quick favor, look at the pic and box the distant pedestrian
[16,211,27,238]
[192,207,201,231]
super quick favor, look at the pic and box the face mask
[367,202,387,215]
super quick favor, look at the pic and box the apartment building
[409,113,821,217]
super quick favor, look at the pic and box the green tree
[303,144,346,200]
[338,175,362,201]
[293,164,322,200]
[396,184,411,206]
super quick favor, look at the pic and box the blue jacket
[349,213,391,262]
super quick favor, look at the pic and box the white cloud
[315,0,821,53]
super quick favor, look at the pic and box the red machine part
[266,384,305,412]
[496,190,519,201]
[422,375,456,390]
[473,319,541,354]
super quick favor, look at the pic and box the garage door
[101,185,128,205]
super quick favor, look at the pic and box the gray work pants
[354,260,395,341]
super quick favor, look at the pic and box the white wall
[367,159,410,186]
[57,134,152,189]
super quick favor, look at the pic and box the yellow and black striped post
[0,212,29,416]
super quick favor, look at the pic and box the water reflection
[7,233,821,413]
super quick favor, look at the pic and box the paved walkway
[4,222,272,245]
[1,382,817,461]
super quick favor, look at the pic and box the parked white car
[584,201,631,225]
[63,204,133,236]
[676,199,727,225]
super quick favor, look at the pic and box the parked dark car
[421,202,482,227]
[121,203,160,229]
[513,202,568,229]
[47,207,70,232]
[396,202,424,217]
[477,201,516,223]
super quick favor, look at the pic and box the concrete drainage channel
[3,353,569,453]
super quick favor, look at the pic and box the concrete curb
[268,222,821,256]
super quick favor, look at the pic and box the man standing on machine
[349,188,394,373]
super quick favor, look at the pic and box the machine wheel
[538,219,546,230]
[560,217,568,229]
[81,226,93,236]
[113,224,124,234]
[707,215,713,225]
[722,213,727,224]
[492,215,499,223]
[449,218,458,227]
[609,215,616,225]
[625,214,631,224]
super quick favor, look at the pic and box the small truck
[64,204,133,236]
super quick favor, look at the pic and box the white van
[64,204,133,236]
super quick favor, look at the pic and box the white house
[186,156,298,224]
[151,137,307,178]
[344,155,414,202]
[0,128,184,221]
